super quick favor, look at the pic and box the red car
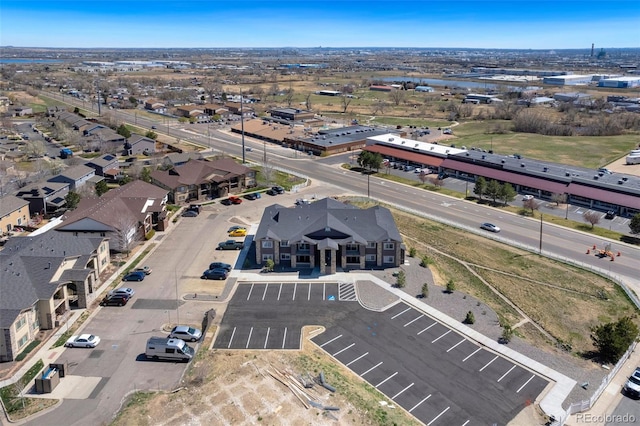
[228,196,242,204]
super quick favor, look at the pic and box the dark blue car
[201,268,228,280]
[123,271,146,282]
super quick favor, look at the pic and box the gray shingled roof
[255,198,402,244]
[0,231,105,328]
[0,195,30,217]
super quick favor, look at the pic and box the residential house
[86,154,120,180]
[10,107,33,117]
[202,104,229,119]
[56,180,168,251]
[47,164,99,191]
[162,152,203,168]
[224,102,255,118]
[175,105,209,122]
[255,198,404,275]
[15,182,69,214]
[270,108,315,121]
[151,158,255,204]
[124,134,156,156]
[0,195,30,234]
[144,99,167,114]
[0,231,110,362]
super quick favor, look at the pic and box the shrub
[464,311,475,324]
[408,247,417,257]
[500,325,514,344]
[420,255,431,267]
[14,339,41,362]
[145,229,156,240]
[421,283,429,298]
[264,258,275,272]
[396,270,406,288]
[446,279,456,293]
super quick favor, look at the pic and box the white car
[108,287,135,298]
[480,223,501,233]
[624,367,640,398]
[66,334,101,348]
[522,195,534,201]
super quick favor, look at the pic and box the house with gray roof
[0,231,110,362]
[15,182,69,214]
[47,164,99,191]
[0,195,30,235]
[86,153,120,179]
[254,198,404,275]
[124,134,156,156]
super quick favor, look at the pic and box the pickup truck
[217,240,244,250]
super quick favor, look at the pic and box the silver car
[169,325,202,342]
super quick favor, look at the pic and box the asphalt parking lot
[215,283,549,425]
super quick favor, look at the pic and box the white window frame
[280,240,289,247]
[346,243,358,251]
[383,242,395,250]
[15,316,26,331]
[18,335,28,348]
[383,255,395,264]
[298,242,310,251]
[280,253,291,260]
[366,242,376,249]
[365,254,376,262]
[262,240,273,249]
[262,254,273,261]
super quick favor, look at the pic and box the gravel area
[359,258,610,410]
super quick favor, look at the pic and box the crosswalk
[339,282,358,301]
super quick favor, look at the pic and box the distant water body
[380,77,508,90]
[0,58,64,64]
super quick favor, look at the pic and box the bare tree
[523,198,541,215]
[551,193,567,206]
[341,95,353,114]
[305,92,313,111]
[428,176,445,188]
[112,215,140,256]
[283,88,295,107]
[370,100,386,115]
[583,211,601,229]
[389,90,406,106]
[24,140,46,158]
[48,159,65,176]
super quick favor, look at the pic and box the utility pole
[539,213,543,254]
[240,91,246,163]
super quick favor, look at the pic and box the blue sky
[1,1,638,49]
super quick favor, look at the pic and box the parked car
[605,210,616,219]
[133,266,152,275]
[168,325,203,342]
[266,188,278,196]
[108,287,136,298]
[100,294,130,306]
[295,198,311,205]
[201,268,228,280]
[271,185,285,194]
[122,271,145,282]
[227,225,246,233]
[244,192,261,200]
[480,223,501,233]
[217,240,244,250]
[624,368,640,398]
[151,125,157,129]
[229,228,247,237]
[221,196,242,205]
[522,195,534,201]
[181,210,199,217]
[65,334,101,348]
[209,261,232,271]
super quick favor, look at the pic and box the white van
[145,337,194,362]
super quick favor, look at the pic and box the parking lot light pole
[539,213,543,254]
[367,172,370,199]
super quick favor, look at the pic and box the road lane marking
[431,330,451,343]
[264,327,270,349]
[447,338,466,352]
[375,372,398,388]
[308,284,311,301]
[498,365,516,382]
[346,352,369,367]
[427,406,450,425]
[517,375,536,393]
[409,394,431,413]
[320,334,343,348]
[392,383,414,400]
[463,347,481,362]
[293,283,297,300]
[391,307,411,319]
[361,361,383,377]
[323,283,326,300]
[332,343,355,357]
[479,355,499,372]
[417,322,437,335]
[245,327,253,349]
[246,283,255,301]
[282,327,287,349]
[404,315,423,327]
[261,283,268,301]
[277,283,282,300]
[227,327,236,349]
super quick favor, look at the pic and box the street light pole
[240,91,246,163]
[539,213,543,254]
[367,172,370,199]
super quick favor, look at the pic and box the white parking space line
[392,382,414,400]
[320,334,343,348]
[462,421,470,426]
[264,327,270,349]
[261,284,268,301]
[479,355,498,372]
[346,352,369,367]
[281,327,287,349]
[277,283,282,300]
[391,307,412,319]
[332,343,355,357]
[447,338,466,353]
[463,347,481,362]
[497,365,516,382]
[431,329,451,343]
[409,394,431,413]
[293,283,297,300]
[517,375,536,393]
[308,284,311,301]
[375,372,398,388]
[227,327,236,349]
[361,361,383,377]
[427,406,450,425]
[403,315,423,327]
[323,283,326,300]
[246,283,255,301]
[245,327,253,349]
[417,322,437,335]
